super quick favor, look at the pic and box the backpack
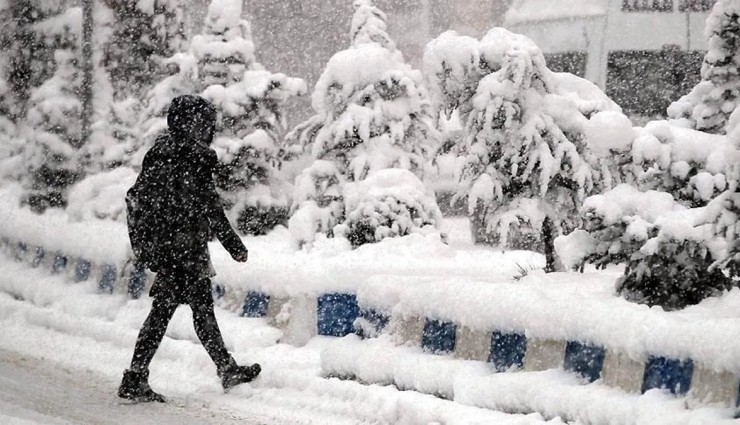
[126,147,189,272]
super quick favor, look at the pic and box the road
[0,348,269,425]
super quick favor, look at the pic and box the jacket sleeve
[201,150,248,259]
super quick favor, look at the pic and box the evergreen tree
[286,0,442,247]
[101,0,155,98]
[96,0,190,172]
[425,28,626,252]
[22,47,83,211]
[4,1,62,120]
[194,0,306,235]
[668,0,740,134]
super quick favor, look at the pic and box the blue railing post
[317,293,360,337]
[489,331,527,372]
[421,318,457,355]
[127,262,147,299]
[641,356,694,396]
[241,291,270,317]
[98,264,117,294]
[564,341,606,383]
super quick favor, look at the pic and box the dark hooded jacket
[134,95,247,302]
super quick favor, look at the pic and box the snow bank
[0,185,130,264]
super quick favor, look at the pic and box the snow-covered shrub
[336,169,445,247]
[195,0,306,235]
[668,0,740,134]
[557,134,740,309]
[287,0,439,248]
[424,28,627,251]
[556,183,737,309]
[22,49,82,212]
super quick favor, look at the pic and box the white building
[505,0,715,117]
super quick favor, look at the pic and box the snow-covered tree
[101,0,157,98]
[190,0,256,90]
[22,48,82,211]
[668,0,740,134]
[97,0,190,172]
[631,121,736,208]
[557,116,740,309]
[424,28,627,253]
[2,1,75,119]
[192,0,306,235]
[286,0,441,247]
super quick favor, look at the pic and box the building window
[606,47,703,119]
[544,52,588,78]
[622,0,674,12]
[678,0,716,12]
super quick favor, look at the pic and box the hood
[167,95,217,143]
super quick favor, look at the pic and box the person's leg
[190,290,232,371]
[189,278,260,389]
[119,295,178,402]
[129,296,179,372]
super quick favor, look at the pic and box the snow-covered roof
[505,0,608,26]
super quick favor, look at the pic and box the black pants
[129,287,232,373]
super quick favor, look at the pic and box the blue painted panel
[98,264,117,294]
[564,341,606,383]
[488,331,527,372]
[241,291,270,318]
[74,259,92,282]
[127,264,147,299]
[51,252,67,274]
[31,247,45,268]
[641,356,694,396]
[212,282,225,300]
[317,293,360,337]
[15,241,27,261]
[422,318,457,355]
[356,308,390,339]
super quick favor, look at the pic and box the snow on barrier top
[0,185,130,264]
[355,272,740,374]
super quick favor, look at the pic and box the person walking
[119,95,260,403]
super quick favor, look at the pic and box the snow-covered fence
[230,284,740,411]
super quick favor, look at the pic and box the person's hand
[235,251,248,262]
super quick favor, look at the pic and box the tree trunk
[543,215,556,273]
[79,0,94,148]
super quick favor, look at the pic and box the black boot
[218,359,261,391]
[118,369,166,403]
